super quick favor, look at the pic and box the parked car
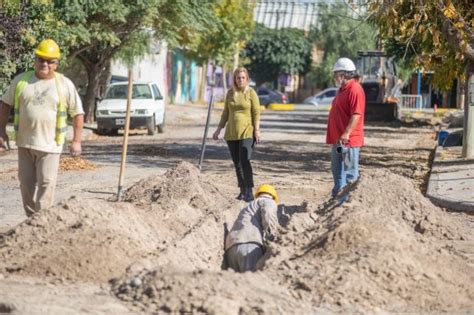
[96,81,165,135]
[303,87,338,106]
[256,87,287,106]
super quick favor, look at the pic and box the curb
[426,145,474,212]
[176,101,284,112]
[267,103,295,111]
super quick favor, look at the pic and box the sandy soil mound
[261,169,474,313]
[121,161,230,270]
[0,162,230,283]
[122,161,223,212]
[0,199,163,283]
[111,266,318,314]
[2,160,472,313]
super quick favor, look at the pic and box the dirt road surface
[0,104,472,314]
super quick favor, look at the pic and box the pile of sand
[121,161,230,270]
[1,162,472,313]
[122,161,223,212]
[0,162,229,283]
[0,198,159,283]
[110,168,473,313]
[261,168,473,313]
[111,266,318,314]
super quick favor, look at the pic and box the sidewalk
[427,145,474,212]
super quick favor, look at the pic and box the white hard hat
[333,57,356,72]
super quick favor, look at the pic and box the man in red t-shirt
[326,57,365,199]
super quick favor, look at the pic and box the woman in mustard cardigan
[213,67,261,202]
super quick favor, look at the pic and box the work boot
[236,187,245,200]
[243,187,254,202]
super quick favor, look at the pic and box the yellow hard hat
[35,39,61,60]
[255,184,279,204]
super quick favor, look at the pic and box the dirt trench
[0,162,230,283]
[259,168,474,313]
[0,162,473,314]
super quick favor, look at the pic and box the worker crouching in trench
[224,184,280,272]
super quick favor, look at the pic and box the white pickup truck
[95,81,165,135]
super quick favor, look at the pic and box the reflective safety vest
[14,71,68,145]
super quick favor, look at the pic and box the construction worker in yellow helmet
[35,39,61,60]
[0,39,84,217]
[225,184,280,272]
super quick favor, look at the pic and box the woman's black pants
[226,138,254,188]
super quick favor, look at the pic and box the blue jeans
[331,145,360,197]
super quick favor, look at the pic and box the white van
[96,81,165,135]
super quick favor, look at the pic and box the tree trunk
[462,61,474,158]
[99,59,112,98]
[442,91,449,108]
[233,47,239,71]
[199,62,208,103]
[457,77,465,109]
[222,65,227,92]
[83,65,102,123]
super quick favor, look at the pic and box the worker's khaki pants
[18,148,60,217]
[226,243,263,272]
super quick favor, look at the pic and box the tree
[243,24,312,86]
[54,0,221,122]
[1,0,225,120]
[178,0,255,99]
[0,1,71,92]
[206,0,255,91]
[367,0,474,157]
[0,5,26,92]
[307,3,376,88]
[53,0,161,122]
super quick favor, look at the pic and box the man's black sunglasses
[36,57,58,65]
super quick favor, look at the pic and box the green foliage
[0,6,25,92]
[56,0,161,60]
[1,0,251,115]
[368,0,474,90]
[383,38,417,83]
[243,24,312,85]
[179,0,255,67]
[211,0,255,67]
[155,0,220,53]
[49,0,164,119]
[307,4,376,88]
[0,0,69,92]
[114,32,153,69]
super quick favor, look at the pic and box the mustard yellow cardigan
[218,87,260,141]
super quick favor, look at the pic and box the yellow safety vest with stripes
[13,71,68,146]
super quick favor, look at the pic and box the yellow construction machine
[357,51,402,121]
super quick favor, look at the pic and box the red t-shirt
[326,79,365,147]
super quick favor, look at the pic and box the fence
[399,94,425,110]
